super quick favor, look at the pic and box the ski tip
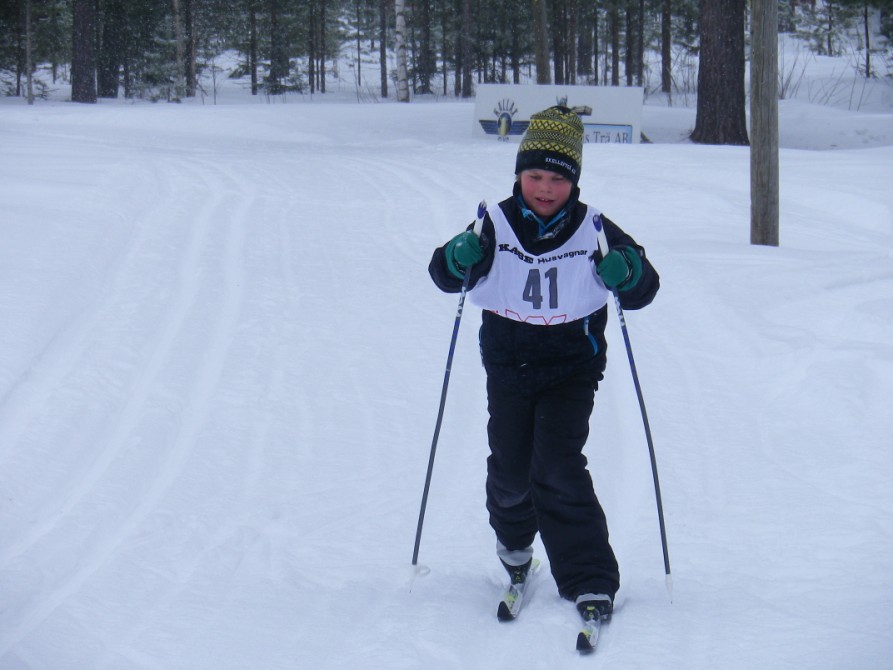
[496,601,515,622]
[592,213,603,232]
[476,200,487,220]
[576,632,594,654]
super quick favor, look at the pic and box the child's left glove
[444,231,484,279]
[596,246,643,290]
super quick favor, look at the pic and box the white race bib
[470,205,610,325]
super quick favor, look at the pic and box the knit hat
[515,106,584,184]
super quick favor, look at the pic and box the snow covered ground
[1,48,892,669]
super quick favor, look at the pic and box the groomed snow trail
[1,101,892,669]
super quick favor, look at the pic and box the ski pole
[412,201,487,568]
[593,214,672,594]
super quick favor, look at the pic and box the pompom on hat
[515,105,584,184]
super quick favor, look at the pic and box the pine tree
[690,0,749,145]
[71,0,96,102]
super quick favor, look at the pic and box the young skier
[428,106,660,623]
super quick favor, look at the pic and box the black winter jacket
[429,186,659,394]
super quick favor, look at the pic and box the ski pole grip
[473,200,487,236]
[593,213,610,258]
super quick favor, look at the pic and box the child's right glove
[444,231,484,279]
[596,246,643,290]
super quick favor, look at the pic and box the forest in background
[2,0,891,105]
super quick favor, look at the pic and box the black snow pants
[485,374,620,600]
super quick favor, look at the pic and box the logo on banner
[478,99,528,142]
[479,97,596,143]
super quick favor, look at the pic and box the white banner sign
[473,84,643,145]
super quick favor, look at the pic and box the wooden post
[750,0,779,246]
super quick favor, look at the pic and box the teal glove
[444,230,484,279]
[596,246,643,290]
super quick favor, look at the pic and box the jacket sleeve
[428,215,496,294]
[602,215,660,310]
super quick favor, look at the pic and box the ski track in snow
[0,146,255,653]
[0,110,510,667]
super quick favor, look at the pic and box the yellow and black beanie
[515,106,584,184]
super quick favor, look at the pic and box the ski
[575,596,612,655]
[575,616,602,654]
[496,559,540,622]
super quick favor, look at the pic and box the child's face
[519,169,573,220]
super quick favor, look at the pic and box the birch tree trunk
[394,0,410,102]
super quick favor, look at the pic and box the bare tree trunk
[355,0,362,87]
[71,0,97,103]
[622,1,643,87]
[185,0,196,96]
[249,1,258,95]
[863,4,872,77]
[461,0,473,96]
[690,0,749,145]
[454,0,462,96]
[25,0,33,104]
[380,0,388,97]
[417,0,432,93]
[751,0,779,246]
[568,0,578,84]
[625,6,633,85]
[533,0,551,84]
[309,1,316,93]
[552,0,565,84]
[610,4,620,86]
[593,8,599,84]
[511,11,521,84]
[661,0,671,94]
[827,3,834,56]
[320,0,327,93]
[577,3,593,82]
[172,0,187,100]
[270,0,288,94]
[440,3,447,93]
[637,0,645,87]
[395,0,410,101]
[98,0,126,98]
